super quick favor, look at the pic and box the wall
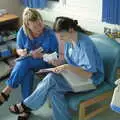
[39,0,117,33]
[0,0,24,24]
[0,0,117,34]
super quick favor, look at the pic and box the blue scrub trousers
[6,57,51,99]
[23,73,72,120]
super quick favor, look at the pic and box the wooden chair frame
[79,91,113,120]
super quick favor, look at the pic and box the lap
[13,57,51,72]
[41,73,73,93]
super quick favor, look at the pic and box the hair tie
[73,20,78,25]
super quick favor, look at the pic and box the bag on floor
[110,79,120,113]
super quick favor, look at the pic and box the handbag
[110,79,120,113]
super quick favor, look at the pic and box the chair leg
[78,91,113,120]
[79,103,86,120]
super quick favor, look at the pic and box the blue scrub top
[64,32,104,86]
[16,26,58,53]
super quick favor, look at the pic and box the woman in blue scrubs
[9,16,104,120]
[0,8,58,104]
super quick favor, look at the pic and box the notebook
[36,68,96,92]
[60,70,96,92]
[36,68,53,74]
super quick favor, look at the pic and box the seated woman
[0,8,58,104]
[9,16,104,120]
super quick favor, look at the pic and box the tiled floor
[0,80,120,120]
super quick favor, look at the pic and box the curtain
[102,0,120,24]
[21,0,48,9]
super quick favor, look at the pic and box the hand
[17,49,27,56]
[52,65,65,73]
[31,49,43,58]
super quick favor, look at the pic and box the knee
[45,73,57,79]
[41,73,58,88]
[43,73,57,82]
[12,60,29,72]
[16,60,28,68]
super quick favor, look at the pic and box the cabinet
[0,14,19,80]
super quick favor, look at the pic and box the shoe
[9,102,31,114]
[17,111,31,120]
[9,104,24,114]
[0,92,9,105]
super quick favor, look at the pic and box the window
[49,0,59,1]
[47,0,65,8]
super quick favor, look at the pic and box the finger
[23,49,27,52]
[55,68,61,73]
[53,68,57,73]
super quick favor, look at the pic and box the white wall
[39,0,117,33]
[0,0,116,33]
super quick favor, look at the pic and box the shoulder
[17,26,25,36]
[44,26,55,36]
[17,26,28,42]
[77,32,95,48]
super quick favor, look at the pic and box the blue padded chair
[66,34,120,120]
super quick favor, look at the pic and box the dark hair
[53,16,87,33]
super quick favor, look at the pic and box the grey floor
[0,79,120,120]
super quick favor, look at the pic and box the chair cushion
[89,34,120,86]
[66,81,113,111]
[65,34,120,111]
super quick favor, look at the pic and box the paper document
[36,69,96,92]
[16,47,43,61]
[61,70,96,92]
[36,68,53,74]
